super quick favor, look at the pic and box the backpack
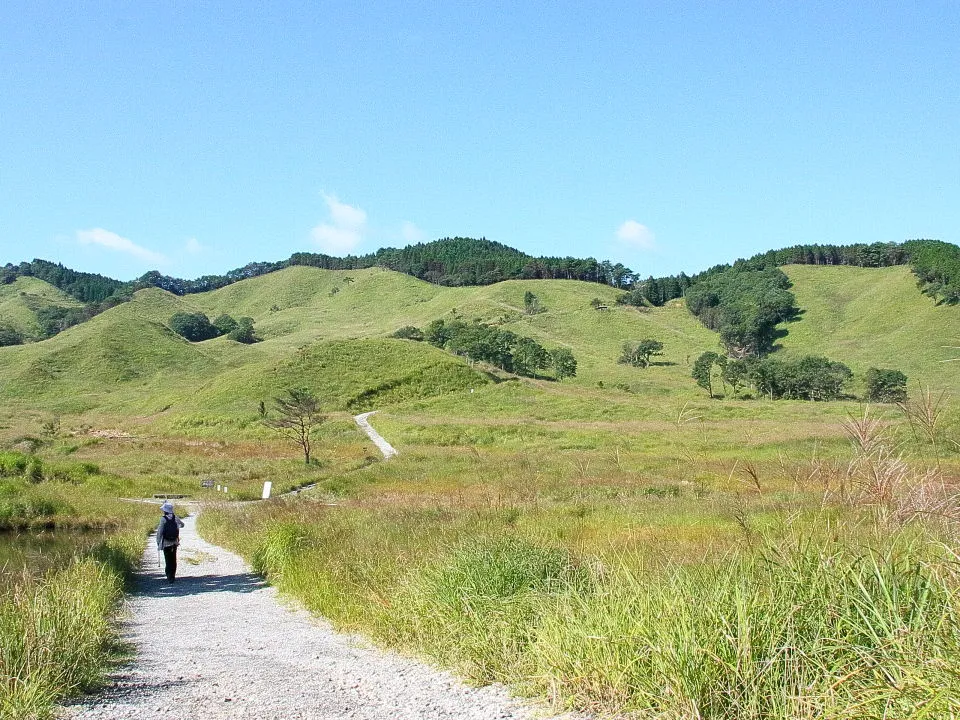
[162,515,180,542]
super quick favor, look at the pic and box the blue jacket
[157,513,185,550]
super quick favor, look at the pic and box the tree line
[692,352,906,402]
[395,318,577,380]
[131,238,638,295]
[1,259,128,302]
[0,260,135,343]
[618,239,958,309]
[4,238,956,343]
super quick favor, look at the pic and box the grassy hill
[0,263,956,427]
[0,277,83,339]
[780,264,959,392]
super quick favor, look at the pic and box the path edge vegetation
[200,409,960,719]
[1,511,153,720]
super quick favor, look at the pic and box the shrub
[212,313,239,335]
[169,312,219,342]
[390,326,425,341]
[0,483,70,525]
[25,457,44,483]
[865,367,908,403]
[0,451,29,477]
[619,338,664,368]
[0,324,23,346]
[227,317,258,344]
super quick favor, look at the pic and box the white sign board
[262,481,272,500]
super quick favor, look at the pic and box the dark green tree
[169,312,219,342]
[523,290,545,315]
[722,358,750,396]
[551,347,577,381]
[213,314,239,335]
[425,318,452,347]
[263,388,325,465]
[228,317,258,344]
[865,368,908,403]
[0,325,23,346]
[692,352,721,398]
[513,336,550,376]
[390,325,425,341]
[619,339,664,368]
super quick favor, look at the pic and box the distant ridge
[1,263,956,419]
[3,237,958,343]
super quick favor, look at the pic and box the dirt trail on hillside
[354,411,398,459]
[58,514,577,720]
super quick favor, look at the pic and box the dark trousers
[162,546,178,581]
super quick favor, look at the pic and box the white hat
[160,501,174,514]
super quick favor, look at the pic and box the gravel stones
[58,514,576,720]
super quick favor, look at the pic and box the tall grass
[530,536,960,718]
[1,559,120,719]
[385,536,590,683]
[203,498,960,718]
[0,507,150,719]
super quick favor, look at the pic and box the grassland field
[1,263,959,718]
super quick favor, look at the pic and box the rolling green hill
[0,277,83,340]
[0,263,956,426]
[780,264,959,392]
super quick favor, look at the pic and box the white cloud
[185,237,203,254]
[615,220,656,250]
[401,221,425,243]
[310,193,367,255]
[76,228,166,265]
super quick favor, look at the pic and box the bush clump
[0,451,29,477]
[169,312,219,342]
[389,326,424,341]
[170,312,258,343]
[865,367,908,403]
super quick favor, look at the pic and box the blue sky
[1,1,958,281]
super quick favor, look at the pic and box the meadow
[0,262,958,718]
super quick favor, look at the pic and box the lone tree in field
[523,290,545,315]
[263,388,325,465]
[619,338,664,368]
[692,351,723,398]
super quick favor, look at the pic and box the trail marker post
[262,481,272,499]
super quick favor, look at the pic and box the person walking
[157,501,185,582]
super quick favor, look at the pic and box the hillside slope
[1,264,956,421]
[0,277,83,339]
[779,265,959,392]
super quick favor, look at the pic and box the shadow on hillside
[135,569,266,597]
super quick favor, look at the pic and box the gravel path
[353,411,398,459]
[59,514,571,720]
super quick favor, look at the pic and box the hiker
[157,501,185,582]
